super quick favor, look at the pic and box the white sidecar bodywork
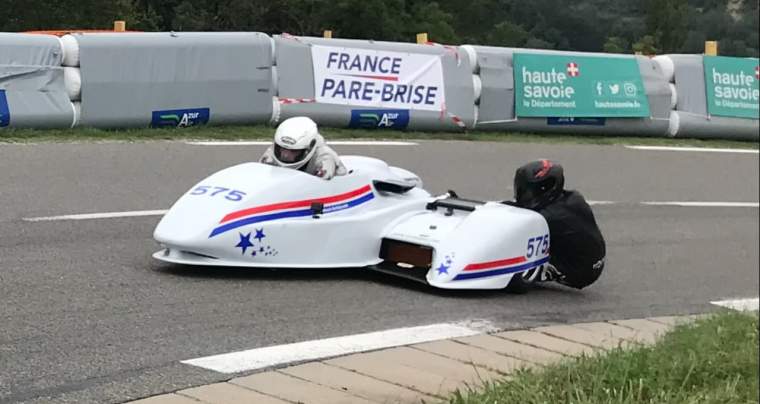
[153,156,549,289]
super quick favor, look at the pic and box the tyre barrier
[0,33,77,128]
[1,32,756,139]
[659,54,758,140]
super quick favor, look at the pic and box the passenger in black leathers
[507,160,606,289]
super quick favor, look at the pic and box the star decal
[235,232,254,255]
[236,227,278,260]
[436,263,449,275]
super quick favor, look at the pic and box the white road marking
[710,298,759,312]
[22,200,760,222]
[23,210,167,222]
[181,322,486,374]
[186,141,419,146]
[642,201,759,208]
[625,145,759,154]
[186,141,273,145]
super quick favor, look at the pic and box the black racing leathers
[530,190,606,289]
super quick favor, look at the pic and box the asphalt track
[0,140,757,403]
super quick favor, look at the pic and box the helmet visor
[515,184,537,207]
[515,179,557,209]
[275,144,308,164]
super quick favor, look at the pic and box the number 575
[190,185,246,201]
[526,234,549,258]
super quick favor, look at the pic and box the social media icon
[624,82,637,97]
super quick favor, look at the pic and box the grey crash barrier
[0,33,77,128]
[72,32,274,128]
[1,30,756,140]
[656,54,758,140]
[273,35,476,131]
[467,46,674,137]
[668,111,758,140]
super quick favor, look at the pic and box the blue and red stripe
[453,255,549,281]
[209,185,374,238]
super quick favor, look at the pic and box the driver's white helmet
[272,117,319,169]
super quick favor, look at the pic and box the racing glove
[315,161,336,180]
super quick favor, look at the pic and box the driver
[507,159,606,289]
[260,116,347,180]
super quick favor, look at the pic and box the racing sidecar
[153,156,550,290]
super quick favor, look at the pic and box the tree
[485,21,530,47]
[644,0,688,52]
[114,0,160,31]
[407,2,459,44]
[632,34,660,55]
[318,0,409,41]
[0,0,757,57]
[681,29,708,53]
[171,0,217,31]
[524,37,555,50]
[603,36,629,53]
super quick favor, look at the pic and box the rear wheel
[505,273,530,294]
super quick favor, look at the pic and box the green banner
[514,53,650,118]
[704,56,759,119]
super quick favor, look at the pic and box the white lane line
[625,145,759,154]
[710,298,759,312]
[186,141,273,145]
[22,210,167,222]
[642,201,759,208]
[181,322,485,374]
[21,201,760,222]
[186,141,419,146]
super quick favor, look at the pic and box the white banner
[311,45,445,111]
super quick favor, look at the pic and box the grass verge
[0,125,757,149]
[449,311,759,404]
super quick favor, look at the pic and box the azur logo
[151,107,210,128]
[349,109,410,129]
[0,90,10,127]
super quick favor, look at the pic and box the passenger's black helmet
[513,160,565,209]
